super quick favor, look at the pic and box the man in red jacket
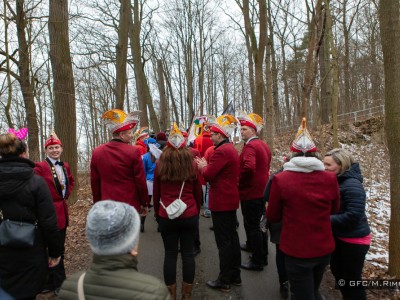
[35,131,75,294]
[90,109,148,216]
[237,112,271,271]
[195,114,241,292]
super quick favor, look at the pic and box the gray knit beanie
[86,200,140,256]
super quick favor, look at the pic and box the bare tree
[379,0,400,278]
[129,0,159,132]
[300,0,324,120]
[15,0,40,161]
[115,0,130,109]
[237,0,267,116]
[157,59,168,131]
[49,0,78,203]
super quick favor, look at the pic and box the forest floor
[38,116,399,299]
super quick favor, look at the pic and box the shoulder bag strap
[178,181,186,199]
[77,272,86,300]
[159,181,186,208]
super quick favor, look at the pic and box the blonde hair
[325,148,354,176]
[0,133,27,158]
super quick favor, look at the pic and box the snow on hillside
[345,143,390,270]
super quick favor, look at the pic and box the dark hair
[0,133,27,158]
[157,147,197,181]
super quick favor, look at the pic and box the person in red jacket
[134,127,149,156]
[237,112,271,271]
[34,131,74,294]
[90,109,148,216]
[195,114,241,292]
[153,123,202,300]
[183,128,202,256]
[266,118,340,300]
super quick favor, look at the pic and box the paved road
[138,208,340,300]
[138,208,281,300]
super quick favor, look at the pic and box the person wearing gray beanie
[58,200,171,300]
[86,200,141,256]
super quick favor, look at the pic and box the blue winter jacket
[142,152,156,181]
[331,163,371,238]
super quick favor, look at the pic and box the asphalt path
[138,207,282,300]
[138,206,343,300]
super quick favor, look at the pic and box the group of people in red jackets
[8,106,369,300]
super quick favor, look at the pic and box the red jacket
[90,140,148,212]
[239,138,271,200]
[34,160,74,230]
[153,164,202,219]
[204,146,215,163]
[193,132,213,157]
[135,140,147,156]
[266,170,340,258]
[201,141,240,211]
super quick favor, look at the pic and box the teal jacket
[59,254,171,300]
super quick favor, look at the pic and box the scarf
[283,156,325,173]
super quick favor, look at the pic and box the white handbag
[160,181,187,219]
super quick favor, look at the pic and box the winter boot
[167,283,177,300]
[181,282,193,300]
[140,216,146,232]
[280,281,289,299]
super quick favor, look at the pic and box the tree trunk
[242,0,267,116]
[16,0,40,161]
[325,0,339,148]
[370,23,381,106]
[4,0,13,128]
[267,0,279,127]
[379,0,400,278]
[163,64,179,123]
[280,38,290,126]
[157,59,168,132]
[49,0,78,204]
[319,2,330,125]
[115,0,130,109]
[300,0,323,120]
[342,0,351,113]
[265,36,274,150]
[129,1,160,132]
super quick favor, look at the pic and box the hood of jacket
[0,157,35,197]
[338,162,363,184]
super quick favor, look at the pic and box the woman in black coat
[324,148,371,300]
[0,131,62,300]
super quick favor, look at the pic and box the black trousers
[211,210,241,283]
[46,229,66,290]
[159,216,198,285]
[285,253,331,300]
[276,245,288,284]
[241,198,268,265]
[330,238,369,300]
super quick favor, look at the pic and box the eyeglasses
[210,132,218,136]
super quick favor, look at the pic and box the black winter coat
[264,168,283,244]
[331,163,371,238]
[0,157,62,299]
